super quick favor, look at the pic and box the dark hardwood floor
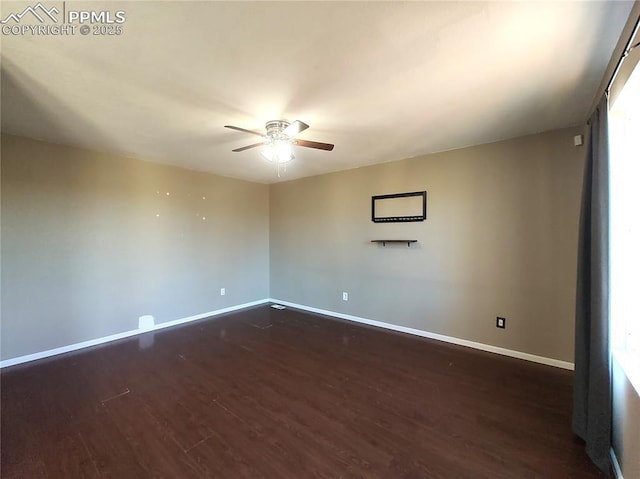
[1,305,602,478]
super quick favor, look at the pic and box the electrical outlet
[342,292,349,301]
[496,317,506,329]
[220,288,226,296]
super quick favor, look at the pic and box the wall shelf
[371,240,417,247]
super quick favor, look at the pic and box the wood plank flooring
[1,305,603,478]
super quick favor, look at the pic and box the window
[610,57,640,387]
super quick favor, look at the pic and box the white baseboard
[0,299,269,369]
[611,448,624,479]
[269,298,575,370]
[2,298,574,371]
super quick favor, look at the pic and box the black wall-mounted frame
[371,191,427,223]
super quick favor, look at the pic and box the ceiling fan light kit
[225,119,334,172]
[261,140,294,164]
[261,120,296,164]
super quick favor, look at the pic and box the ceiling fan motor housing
[265,120,291,139]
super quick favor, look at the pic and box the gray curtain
[573,95,611,476]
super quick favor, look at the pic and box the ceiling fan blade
[232,142,267,152]
[294,139,334,151]
[284,120,310,137]
[224,125,265,137]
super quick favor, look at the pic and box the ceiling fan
[224,120,334,164]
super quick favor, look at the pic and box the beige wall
[1,128,585,363]
[270,127,585,362]
[1,134,270,360]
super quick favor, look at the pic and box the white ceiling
[0,1,634,183]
